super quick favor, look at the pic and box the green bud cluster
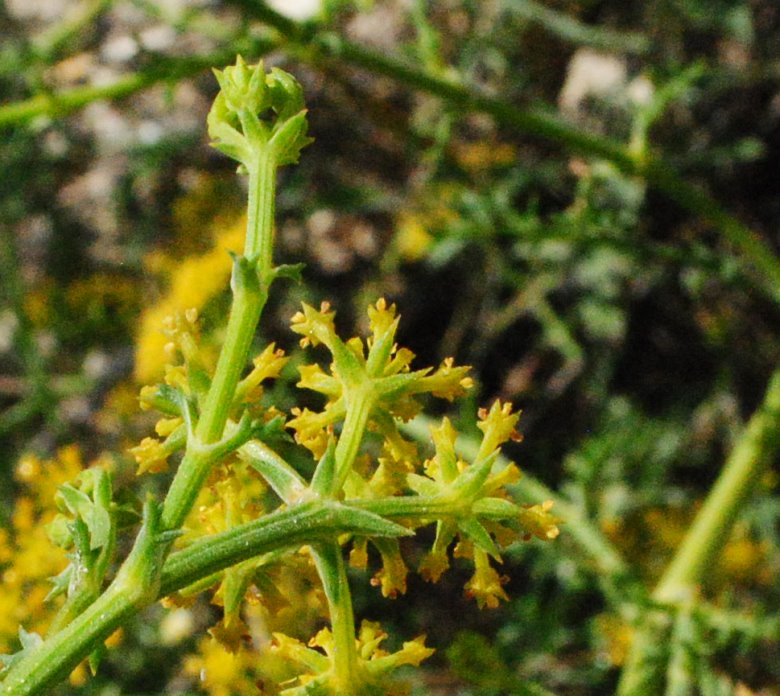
[207,56,313,171]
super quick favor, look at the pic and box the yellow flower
[464,549,509,609]
[135,218,245,383]
[453,140,517,173]
[289,299,472,467]
[183,637,259,696]
[265,620,434,694]
[392,182,460,263]
[129,436,170,475]
[370,540,408,599]
[517,500,561,542]
[233,343,289,406]
[476,401,523,458]
[595,613,633,666]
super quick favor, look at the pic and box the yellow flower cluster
[129,291,560,691]
[412,403,560,609]
[288,298,473,460]
[0,448,81,652]
[262,620,433,695]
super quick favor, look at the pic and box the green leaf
[55,484,91,518]
[451,450,499,500]
[0,628,43,676]
[271,262,306,284]
[406,473,441,497]
[88,644,106,676]
[310,438,337,498]
[241,439,308,504]
[45,565,73,602]
[46,513,73,548]
[458,517,500,559]
[230,253,262,296]
[472,497,520,519]
[89,499,112,551]
[222,563,255,623]
[267,67,305,121]
[18,627,43,652]
[328,503,413,539]
[269,110,314,165]
[365,316,400,377]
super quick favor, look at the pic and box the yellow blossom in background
[135,217,245,383]
[64,272,140,324]
[393,183,459,263]
[184,636,259,696]
[21,279,55,328]
[0,448,84,652]
[452,140,518,173]
[594,613,633,666]
[718,536,771,585]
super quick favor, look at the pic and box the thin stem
[195,288,266,445]
[160,501,387,595]
[653,367,780,603]
[0,39,279,129]
[311,541,360,692]
[246,153,278,274]
[160,275,266,531]
[161,152,278,533]
[32,0,113,64]
[617,367,780,693]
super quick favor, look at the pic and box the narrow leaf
[241,439,308,504]
[458,517,500,559]
[328,503,413,539]
[310,438,337,498]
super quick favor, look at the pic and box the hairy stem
[0,501,407,695]
[312,541,360,692]
[161,150,278,532]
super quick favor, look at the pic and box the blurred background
[1,0,779,694]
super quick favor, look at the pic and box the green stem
[350,496,463,519]
[0,501,406,695]
[0,39,278,129]
[32,0,113,64]
[617,367,780,694]
[311,541,360,693]
[653,367,780,603]
[0,582,137,696]
[161,153,278,533]
[246,153,278,274]
[234,0,780,305]
[194,285,266,445]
